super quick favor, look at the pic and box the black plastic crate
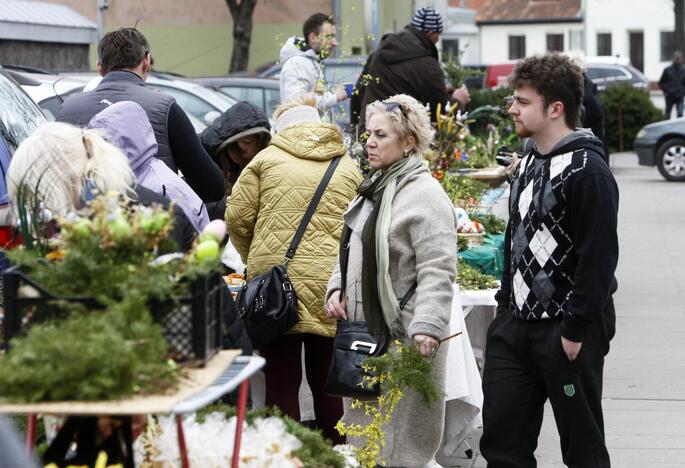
[1,266,224,365]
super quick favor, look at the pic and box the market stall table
[0,351,265,468]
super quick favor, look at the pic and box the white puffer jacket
[278,36,338,113]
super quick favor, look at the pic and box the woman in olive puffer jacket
[225,95,362,443]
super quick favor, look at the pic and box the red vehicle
[485,62,518,89]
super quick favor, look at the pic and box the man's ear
[549,101,566,120]
[96,60,106,77]
[141,53,152,74]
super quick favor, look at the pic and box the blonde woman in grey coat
[326,94,457,467]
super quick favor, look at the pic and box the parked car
[78,71,236,129]
[196,76,280,117]
[585,56,649,92]
[0,66,48,249]
[634,118,685,181]
[259,55,366,130]
[4,66,86,120]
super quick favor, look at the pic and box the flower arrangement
[136,406,351,468]
[335,341,438,468]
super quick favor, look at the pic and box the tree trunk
[226,0,257,73]
[676,0,685,54]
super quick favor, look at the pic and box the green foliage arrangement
[470,213,507,234]
[440,173,490,209]
[336,341,438,468]
[457,258,499,290]
[443,54,482,89]
[196,405,346,468]
[0,295,176,402]
[0,194,221,402]
[600,84,663,152]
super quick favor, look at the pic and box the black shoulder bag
[237,156,341,349]
[324,224,417,400]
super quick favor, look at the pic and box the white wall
[479,22,582,64]
[585,0,673,81]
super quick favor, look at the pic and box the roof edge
[477,17,582,25]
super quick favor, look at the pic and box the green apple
[194,239,220,261]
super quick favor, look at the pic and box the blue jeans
[665,95,684,118]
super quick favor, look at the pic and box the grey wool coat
[327,165,458,467]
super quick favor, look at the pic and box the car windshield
[0,72,45,153]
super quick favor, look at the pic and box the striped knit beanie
[411,7,444,33]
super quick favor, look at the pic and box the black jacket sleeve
[167,103,226,203]
[560,171,619,342]
[494,220,512,316]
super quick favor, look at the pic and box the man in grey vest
[57,28,225,203]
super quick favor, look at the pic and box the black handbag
[324,286,416,399]
[324,223,417,398]
[237,156,341,349]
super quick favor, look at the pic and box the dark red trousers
[260,333,345,445]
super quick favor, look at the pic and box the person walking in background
[480,54,618,467]
[659,51,685,118]
[57,28,225,203]
[200,102,272,219]
[326,94,457,467]
[225,95,362,443]
[357,7,470,125]
[279,13,349,115]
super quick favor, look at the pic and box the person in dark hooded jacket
[200,102,271,220]
[358,7,469,124]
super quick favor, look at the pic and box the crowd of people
[2,6,620,468]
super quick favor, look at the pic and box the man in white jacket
[279,13,348,115]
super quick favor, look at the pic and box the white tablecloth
[441,284,485,457]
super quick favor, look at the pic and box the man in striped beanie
[355,6,470,126]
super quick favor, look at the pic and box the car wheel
[656,138,685,181]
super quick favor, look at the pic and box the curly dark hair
[509,53,584,129]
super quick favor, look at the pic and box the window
[597,33,612,56]
[546,34,564,52]
[220,86,265,112]
[661,31,675,61]
[509,35,526,60]
[442,39,461,60]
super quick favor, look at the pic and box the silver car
[635,118,685,181]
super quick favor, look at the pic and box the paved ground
[451,152,685,467]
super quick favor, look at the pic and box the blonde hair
[273,93,317,120]
[7,122,135,216]
[365,94,434,155]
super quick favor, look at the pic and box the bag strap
[285,156,342,261]
[399,281,417,310]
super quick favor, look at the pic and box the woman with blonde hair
[7,121,195,250]
[226,94,362,443]
[326,94,457,466]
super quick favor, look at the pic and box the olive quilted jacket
[225,122,362,337]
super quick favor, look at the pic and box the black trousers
[480,308,615,468]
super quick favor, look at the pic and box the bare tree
[226,0,258,73]
[676,0,685,53]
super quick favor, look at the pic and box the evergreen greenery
[470,213,507,234]
[599,84,663,152]
[457,258,499,290]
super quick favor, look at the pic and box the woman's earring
[404,149,409,157]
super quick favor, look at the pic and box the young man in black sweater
[480,54,619,468]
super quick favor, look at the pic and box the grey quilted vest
[57,71,176,171]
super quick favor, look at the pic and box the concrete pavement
[453,152,685,467]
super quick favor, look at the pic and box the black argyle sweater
[495,131,619,341]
